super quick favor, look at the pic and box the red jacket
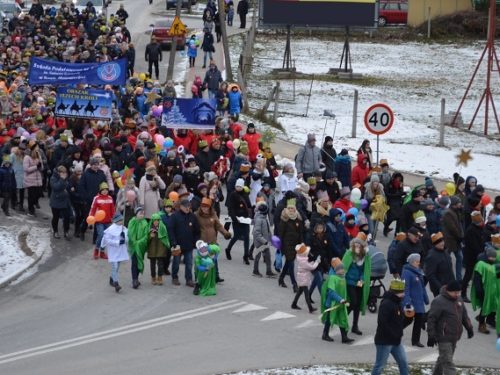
[344,223,359,239]
[173,132,195,153]
[90,193,115,224]
[242,132,261,162]
[351,153,369,189]
[333,198,353,214]
[230,123,242,139]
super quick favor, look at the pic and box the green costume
[147,213,170,258]
[320,272,349,329]
[471,260,498,316]
[342,250,372,314]
[194,244,220,296]
[496,250,500,335]
[127,217,149,273]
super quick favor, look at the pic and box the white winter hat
[235,178,245,188]
[297,179,309,193]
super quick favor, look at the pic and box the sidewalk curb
[0,228,45,289]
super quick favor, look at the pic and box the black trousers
[150,257,165,278]
[411,313,425,344]
[11,188,24,208]
[239,13,246,28]
[148,60,159,79]
[27,186,41,214]
[347,285,363,328]
[2,192,11,213]
[51,207,70,233]
[292,286,313,311]
[461,262,474,296]
[72,202,86,235]
[131,254,140,281]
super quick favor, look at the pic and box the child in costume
[321,257,353,343]
[160,198,175,277]
[147,212,170,286]
[291,243,320,313]
[89,182,115,260]
[101,213,129,293]
[194,240,220,296]
[127,206,149,289]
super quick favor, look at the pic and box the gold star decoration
[456,149,473,167]
[145,91,161,104]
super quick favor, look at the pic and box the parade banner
[161,98,217,130]
[28,57,127,86]
[55,87,113,120]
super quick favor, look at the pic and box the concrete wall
[407,0,473,27]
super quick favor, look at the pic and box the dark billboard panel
[260,0,378,28]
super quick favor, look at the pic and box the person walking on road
[101,213,129,293]
[203,61,223,99]
[371,279,409,375]
[49,165,71,240]
[201,28,215,69]
[237,0,249,29]
[427,280,474,375]
[145,36,162,80]
[295,134,321,181]
[441,195,464,281]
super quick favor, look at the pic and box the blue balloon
[496,214,500,228]
[348,207,359,217]
[497,338,500,351]
[163,138,174,149]
[360,199,369,210]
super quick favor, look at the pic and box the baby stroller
[367,245,388,313]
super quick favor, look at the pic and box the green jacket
[320,273,349,329]
[471,260,497,316]
[127,217,149,273]
[194,247,218,296]
[343,249,371,315]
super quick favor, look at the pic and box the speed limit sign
[364,103,394,135]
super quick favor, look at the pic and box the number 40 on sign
[364,103,394,135]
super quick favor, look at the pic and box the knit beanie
[471,210,483,225]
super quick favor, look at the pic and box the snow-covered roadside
[0,225,51,287]
[245,36,500,190]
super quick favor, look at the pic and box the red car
[378,1,408,26]
[151,20,186,50]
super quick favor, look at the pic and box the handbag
[274,248,283,272]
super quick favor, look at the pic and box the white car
[72,0,107,16]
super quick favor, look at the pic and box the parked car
[73,0,107,15]
[378,0,408,26]
[166,0,197,10]
[151,19,186,50]
[0,2,25,21]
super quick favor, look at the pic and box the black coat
[424,247,455,297]
[228,190,251,222]
[463,223,485,267]
[145,42,162,62]
[309,234,333,273]
[201,32,215,53]
[237,0,249,15]
[401,200,420,232]
[394,238,424,276]
[374,291,406,345]
[168,210,200,252]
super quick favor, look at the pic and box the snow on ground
[0,223,52,286]
[225,364,498,375]
[244,35,500,190]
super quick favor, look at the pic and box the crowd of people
[0,1,499,374]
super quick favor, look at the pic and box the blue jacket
[326,209,350,258]
[401,264,429,313]
[227,90,242,115]
[425,208,441,236]
[335,155,352,189]
[49,172,71,209]
[0,165,16,192]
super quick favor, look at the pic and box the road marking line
[295,319,323,329]
[416,352,439,363]
[0,300,242,365]
[351,335,375,346]
[232,304,267,313]
[260,311,296,321]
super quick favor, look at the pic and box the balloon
[164,137,174,148]
[481,194,491,207]
[232,138,241,150]
[350,188,362,202]
[86,216,96,225]
[348,207,359,217]
[226,140,233,149]
[440,190,449,197]
[444,182,456,196]
[152,105,163,118]
[154,134,165,146]
[271,235,281,250]
[497,338,500,351]
[353,200,361,210]
[95,210,106,222]
[139,73,146,81]
[497,215,500,228]
[151,105,158,112]
[115,178,124,189]
[22,131,30,138]
[360,199,369,210]
[169,191,179,202]
[126,190,136,203]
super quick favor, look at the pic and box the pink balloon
[126,190,136,203]
[154,134,165,146]
[152,106,162,118]
[226,140,233,149]
[22,131,30,138]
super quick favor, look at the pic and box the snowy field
[0,224,51,285]
[225,364,499,375]
[244,35,500,190]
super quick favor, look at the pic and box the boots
[322,324,334,342]
[93,248,99,259]
[225,248,232,260]
[193,283,200,295]
[341,328,354,344]
[132,279,140,289]
[156,275,163,285]
[99,251,108,260]
[478,323,490,334]
[266,271,277,278]
[64,232,71,241]
[351,326,363,335]
[461,291,471,303]
[278,279,287,288]
[152,277,158,285]
[113,281,122,293]
[53,232,60,239]
[109,277,114,287]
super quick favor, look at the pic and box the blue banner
[28,57,127,86]
[161,98,217,130]
[55,87,113,120]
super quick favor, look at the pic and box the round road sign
[364,103,394,135]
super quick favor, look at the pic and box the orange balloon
[481,194,491,206]
[169,191,179,202]
[95,210,106,222]
[86,216,96,225]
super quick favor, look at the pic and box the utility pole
[218,0,233,81]
[166,0,183,82]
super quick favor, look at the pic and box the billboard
[259,0,378,28]
[55,87,113,120]
[161,98,217,130]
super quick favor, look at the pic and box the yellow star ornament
[145,91,161,104]
[456,149,473,167]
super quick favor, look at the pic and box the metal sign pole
[376,134,380,166]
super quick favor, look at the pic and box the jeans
[371,344,409,375]
[433,341,456,375]
[208,89,217,100]
[111,262,121,283]
[452,250,463,281]
[95,223,110,250]
[172,249,193,282]
[203,50,213,66]
[309,270,323,300]
[279,259,297,287]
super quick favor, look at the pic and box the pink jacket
[295,255,320,287]
[23,155,43,188]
